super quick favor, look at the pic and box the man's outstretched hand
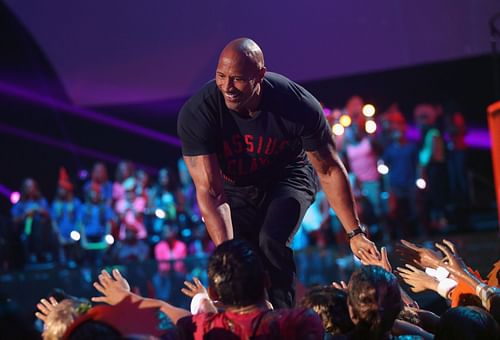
[350,234,380,261]
[92,269,131,305]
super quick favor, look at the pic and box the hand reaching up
[181,277,208,298]
[91,269,131,305]
[396,240,442,270]
[35,296,58,322]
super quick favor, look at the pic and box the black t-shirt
[177,72,332,192]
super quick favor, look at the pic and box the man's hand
[91,269,131,305]
[396,239,442,270]
[35,296,58,322]
[181,277,208,298]
[350,234,380,261]
[358,246,391,272]
[397,264,438,293]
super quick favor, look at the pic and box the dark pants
[224,182,314,308]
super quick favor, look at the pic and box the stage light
[416,178,427,189]
[377,163,389,175]
[365,120,377,134]
[155,208,166,219]
[70,230,81,241]
[105,234,115,245]
[78,169,89,180]
[332,123,345,136]
[10,191,20,204]
[362,104,376,117]
[181,228,192,238]
[339,115,352,127]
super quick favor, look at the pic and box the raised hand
[397,264,438,293]
[181,277,208,298]
[396,239,442,269]
[358,246,392,272]
[434,239,469,278]
[332,280,348,291]
[91,269,131,305]
[35,296,58,322]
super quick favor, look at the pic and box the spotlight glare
[332,123,345,136]
[416,178,427,189]
[365,120,377,134]
[155,208,166,219]
[105,234,115,245]
[362,104,376,117]
[339,115,352,127]
[377,164,389,175]
[10,191,20,204]
[70,230,81,241]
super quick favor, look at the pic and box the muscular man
[177,38,379,308]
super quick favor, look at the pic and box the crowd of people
[3,237,497,339]
[4,158,212,273]
[293,96,470,251]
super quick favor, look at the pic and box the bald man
[177,38,379,308]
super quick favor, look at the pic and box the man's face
[215,53,262,113]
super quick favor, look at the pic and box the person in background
[382,112,419,239]
[414,104,448,232]
[446,112,469,231]
[111,227,149,264]
[79,183,114,267]
[11,178,56,264]
[115,177,147,241]
[153,223,187,303]
[83,162,113,206]
[51,167,82,267]
[112,160,136,203]
[147,168,177,239]
[343,115,385,241]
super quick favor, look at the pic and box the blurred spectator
[135,168,150,200]
[343,116,384,239]
[153,224,187,302]
[79,183,114,267]
[382,112,419,238]
[116,177,147,240]
[83,162,113,206]
[176,158,200,222]
[414,104,448,231]
[188,223,215,258]
[11,178,57,264]
[147,168,177,239]
[446,112,470,230]
[111,227,149,264]
[112,160,135,202]
[51,168,82,267]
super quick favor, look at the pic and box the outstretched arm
[184,154,233,246]
[92,269,191,324]
[306,140,379,258]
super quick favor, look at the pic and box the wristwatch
[347,224,367,240]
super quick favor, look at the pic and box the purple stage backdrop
[4,0,499,106]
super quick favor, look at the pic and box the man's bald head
[219,38,265,70]
[215,38,266,115]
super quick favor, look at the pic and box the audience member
[51,168,81,267]
[11,178,57,264]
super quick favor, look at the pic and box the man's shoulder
[181,80,220,112]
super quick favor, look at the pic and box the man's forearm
[197,191,233,245]
[318,160,360,233]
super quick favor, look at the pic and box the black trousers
[224,182,315,308]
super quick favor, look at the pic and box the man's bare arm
[184,154,233,245]
[306,138,379,258]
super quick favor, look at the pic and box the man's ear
[257,67,266,82]
[208,286,219,301]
